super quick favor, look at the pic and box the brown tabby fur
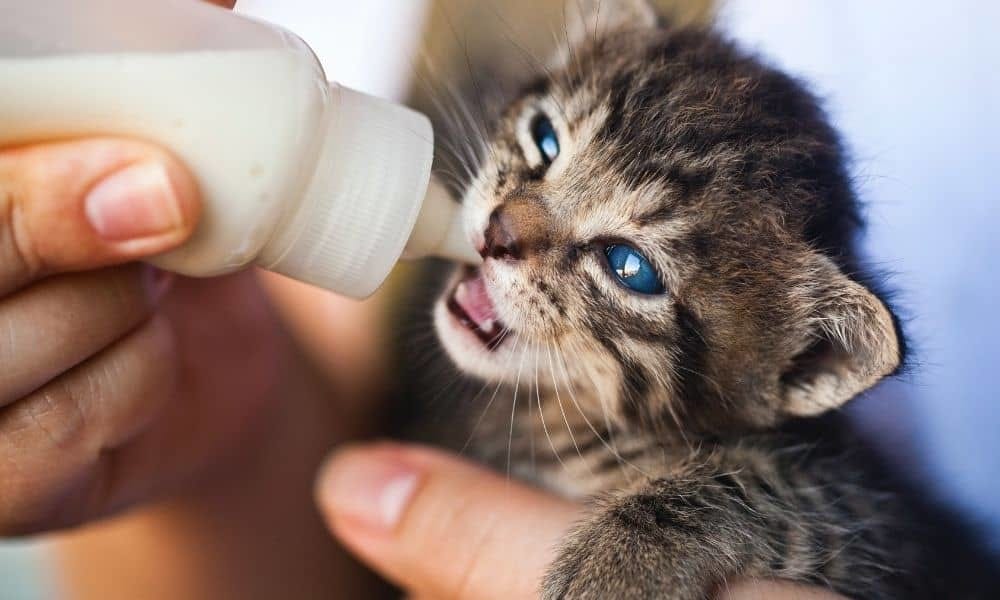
[395,1,999,597]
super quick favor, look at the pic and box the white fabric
[721,0,1000,549]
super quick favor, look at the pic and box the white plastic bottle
[0,0,477,298]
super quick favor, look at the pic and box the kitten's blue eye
[530,114,559,165]
[604,245,665,295]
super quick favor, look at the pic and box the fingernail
[85,161,184,242]
[320,449,420,532]
[142,266,174,302]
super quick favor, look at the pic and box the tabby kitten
[411,0,995,597]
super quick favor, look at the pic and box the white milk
[0,50,326,273]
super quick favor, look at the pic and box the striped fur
[413,1,998,597]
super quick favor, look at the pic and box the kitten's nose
[481,198,550,261]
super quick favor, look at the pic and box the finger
[0,264,171,407]
[0,315,176,535]
[0,138,200,295]
[316,443,583,600]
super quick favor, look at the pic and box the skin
[0,1,843,596]
[0,133,387,597]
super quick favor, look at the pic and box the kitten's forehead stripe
[633,204,675,228]
[520,74,552,98]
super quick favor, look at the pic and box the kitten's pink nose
[481,198,550,261]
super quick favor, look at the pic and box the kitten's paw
[541,498,712,600]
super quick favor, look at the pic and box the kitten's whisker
[413,335,470,411]
[431,69,490,162]
[479,2,572,124]
[467,325,510,376]
[414,41,488,146]
[544,342,593,477]
[458,332,521,456]
[445,358,502,421]
[670,361,733,428]
[432,4,500,169]
[590,0,606,50]
[553,340,649,478]
[546,27,582,101]
[561,336,634,483]
[559,2,588,96]
[422,364,468,410]
[644,363,693,450]
[527,343,538,476]
[410,58,482,179]
[672,362,725,399]
[531,343,569,476]
[507,334,529,484]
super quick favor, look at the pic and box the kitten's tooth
[454,281,469,305]
[480,318,494,333]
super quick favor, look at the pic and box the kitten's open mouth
[447,268,506,350]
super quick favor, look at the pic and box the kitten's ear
[780,257,902,417]
[564,0,659,46]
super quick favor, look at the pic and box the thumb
[316,443,583,600]
[0,138,200,294]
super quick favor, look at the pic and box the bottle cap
[261,84,442,298]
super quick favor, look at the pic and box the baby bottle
[0,0,477,297]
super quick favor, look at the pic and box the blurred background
[3,0,998,596]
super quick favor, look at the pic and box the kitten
[401,0,999,597]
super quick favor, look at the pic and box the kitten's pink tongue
[454,272,497,331]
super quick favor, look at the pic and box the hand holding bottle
[0,137,293,534]
[0,0,475,537]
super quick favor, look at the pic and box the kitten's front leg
[541,476,749,599]
[541,460,896,600]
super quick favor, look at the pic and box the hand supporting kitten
[317,442,848,600]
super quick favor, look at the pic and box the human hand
[316,443,849,599]
[0,137,295,535]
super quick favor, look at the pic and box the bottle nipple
[404,177,481,265]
